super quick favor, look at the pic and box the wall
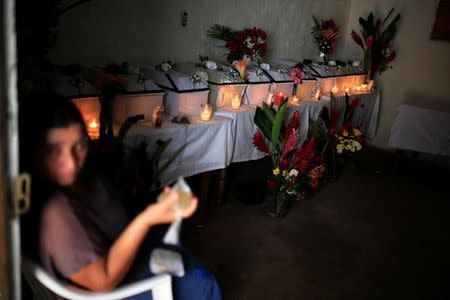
[50,0,351,65]
[340,0,450,148]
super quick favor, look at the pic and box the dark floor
[183,148,450,300]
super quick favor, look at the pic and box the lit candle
[361,84,368,91]
[266,92,274,105]
[231,95,241,110]
[355,85,362,92]
[152,105,163,128]
[345,87,350,94]
[289,95,300,106]
[275,92,284,106]
[331,84,339,95]
[87,118,99,140]
[200,104,212,121]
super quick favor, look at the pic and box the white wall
[340,0,450,148]
[51,0,450,149]
[50,0,351,65]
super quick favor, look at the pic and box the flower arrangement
[207,24,268,63]
[233,59,249,80]
[311,17,340,63]
[308,93,364,179]
[289,66,306,96]
[335,127,364,154]
[351,8,400,80]
[253,100,325,217]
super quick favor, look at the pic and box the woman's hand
[140,187,198,227]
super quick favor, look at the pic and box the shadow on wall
[403,90,450,113]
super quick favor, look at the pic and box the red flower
[351,30,365,50]
[279,158,288,171]
[365,36,373,49]
[253,131,271,155]
[386,50,396,63]
[284,111,300,141]
[267,179,278,190]
[282,129,299,159]
[375,18,381,31]
[350,97,361,111]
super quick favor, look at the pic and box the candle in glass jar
[87,118,99,139]
[275,92,284,106]
[231,95,241,110]
[200,104,212,121]
[266,92,274,105]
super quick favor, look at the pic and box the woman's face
[41,124,88,186]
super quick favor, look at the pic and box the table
[389,104,450,156]
[124,114,233,187]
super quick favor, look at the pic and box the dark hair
[19,93,92,259]
[20,93,88,148]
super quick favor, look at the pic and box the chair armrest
[23,256,173,300]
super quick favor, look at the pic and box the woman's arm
[69,189,198,291]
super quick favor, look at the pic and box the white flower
[195,71,209,83]
[320,52,325,58]
[260,63,270,70]
[336,143,344,154]
[354,141,362,151]
[205,60,217,70]
[160,62,172,72]
[289,169,299,177]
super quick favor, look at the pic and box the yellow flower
[353,128,362,137]
[282,170,288,178]
[336,143,344,154]
[345,144,353,151]
[273,168,280,176]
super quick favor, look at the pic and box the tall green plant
[351,8,400,80]
[253,99,288,166]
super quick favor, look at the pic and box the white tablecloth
[389,104,450,156]
[124,115,233,186]
[215,105,266,163]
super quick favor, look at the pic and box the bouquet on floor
[207,24,268,64]
[311,17,340,63]
[351,8,400,80]
[252,100,325,217]
[309,93,365,179]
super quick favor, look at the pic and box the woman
[20,94,221,299]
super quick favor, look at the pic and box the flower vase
[274,191,289,217]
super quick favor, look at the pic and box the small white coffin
[306,63,366,94]
[244,64,272,106]
[113,74,164,124]
[146,68,209,116]
[261,63,294,97]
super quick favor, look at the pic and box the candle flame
[89,119,98,129]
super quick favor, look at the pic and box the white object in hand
[150,248,185,277]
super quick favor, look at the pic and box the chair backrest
[22,256,173,300]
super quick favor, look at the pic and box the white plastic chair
[22,256,173,300]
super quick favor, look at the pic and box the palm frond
[207,24,237,41]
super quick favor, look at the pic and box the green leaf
[152,139,171,170]
[118,115,144,139]
[262,102,275,123]
[157,143,187,175]
[254,106,273,141]
[207,24,237,41]
[271,99,288,155]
